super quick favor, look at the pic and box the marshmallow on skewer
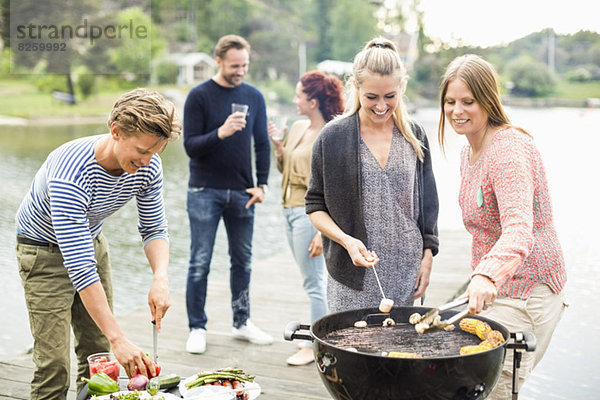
[379,298,394,313]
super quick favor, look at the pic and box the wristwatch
[258,184,269,194]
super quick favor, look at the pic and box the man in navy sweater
[183,34,272,354]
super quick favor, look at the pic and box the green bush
[506,55,556,97]
[565,64,600,82]
[31,73,69,94]
[73,66,97,99]
[155,60,179,85]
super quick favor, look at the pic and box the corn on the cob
[483,329,505,344]
[388,352,422,358]
[459,318,492,340]
[459,322,505,355]
[460,345,487,355]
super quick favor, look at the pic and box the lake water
[1,107,598,398]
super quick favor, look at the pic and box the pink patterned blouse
[459,127,567,299]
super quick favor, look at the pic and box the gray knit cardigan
[305,113,439,290]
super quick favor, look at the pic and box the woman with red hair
[269,70,344,366]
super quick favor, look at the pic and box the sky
[415,0,600,48]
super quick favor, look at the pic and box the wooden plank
[0,229,473,400]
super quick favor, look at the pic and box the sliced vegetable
[81,372,120,396]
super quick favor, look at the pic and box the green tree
[109,7,165,83]
[506,54,556,97]
[329,0,377,62]
[313,0,333,62]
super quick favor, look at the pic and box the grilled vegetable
[459,345,486,355]
[459,318,492,340]
[354,320,367,328]
[387,352,422,358]
[415,322,429,334]
[483,329,505,343]
[81,372,120,396]
[409,312,421,325]
[459,339,498,355]
[459,318,505,354]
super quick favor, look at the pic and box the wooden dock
[0,230,472,400]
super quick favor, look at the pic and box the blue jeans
[284,207,328,327]
[186,187,254,330]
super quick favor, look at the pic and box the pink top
[459,127,567,299]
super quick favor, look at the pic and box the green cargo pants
[16,233,113,400]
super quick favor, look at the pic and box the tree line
[1,0,599,102]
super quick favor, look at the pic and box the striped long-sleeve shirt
[459,127,566,299]
[16,134,169,291]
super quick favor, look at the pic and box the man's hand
[218,112,247,139]
[111,336,157,378]
[148,277,170,332]
[78,282,158,378]
[245,186,265,209]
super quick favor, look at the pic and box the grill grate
[322,323,482,358]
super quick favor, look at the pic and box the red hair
[300,71,344,122]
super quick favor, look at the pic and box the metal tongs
[416,297,469,332]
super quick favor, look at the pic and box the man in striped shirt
[15,89,182,400]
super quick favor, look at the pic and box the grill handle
[284,321,313,342]
[507,331,536,352]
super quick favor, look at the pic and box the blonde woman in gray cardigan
[305,37,439,313]
[269,70,344,365]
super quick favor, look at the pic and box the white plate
[179,375,261,399]
[92,391,180,399]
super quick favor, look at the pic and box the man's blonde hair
[214,34,251,59]
[108,88,182,141]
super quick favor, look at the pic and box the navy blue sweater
[183,79,270,189]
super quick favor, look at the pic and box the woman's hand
[466,274,497,315]
[268,121,286,144]
[308,232,323,257]
[413,249,433,300]
[268,121,285,160]
[342,235,379,268]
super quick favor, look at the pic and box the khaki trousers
[481,284,567,399]
[16,233,113,400]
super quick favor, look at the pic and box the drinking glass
[231,103,249,118]
[270,115,287,140]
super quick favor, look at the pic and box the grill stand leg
[507,332,536,400]
[511,348,523,400]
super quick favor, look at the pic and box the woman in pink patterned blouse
[438,54,567,399]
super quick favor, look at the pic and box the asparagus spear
[185,368,255,389]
